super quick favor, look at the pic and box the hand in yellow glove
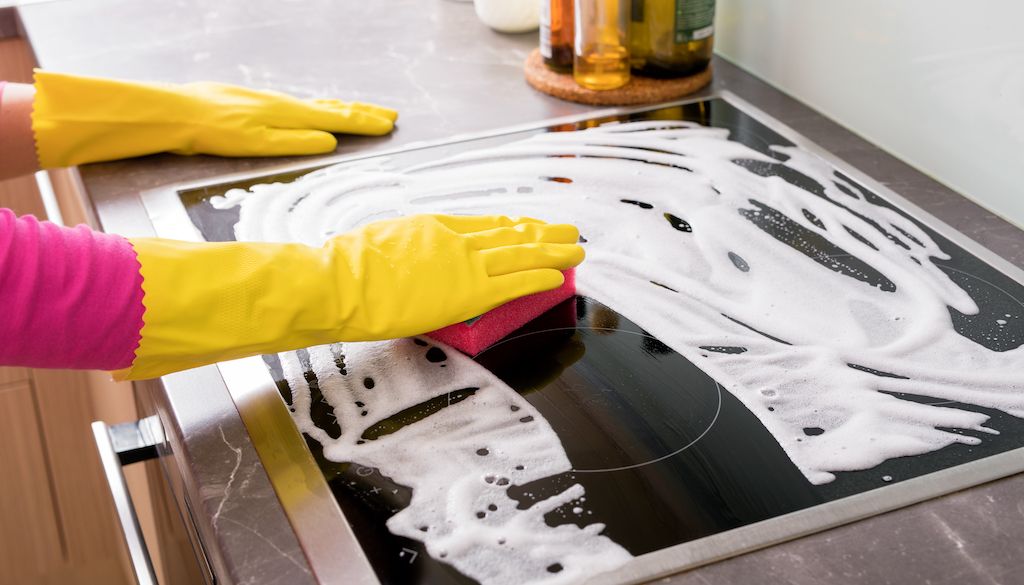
[31,70,397,168]
[117,214,584,380]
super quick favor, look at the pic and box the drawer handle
[92,417,162,585]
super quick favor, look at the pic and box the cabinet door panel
[0,381,64,582]
[0,366,29,385]
[31,368,132,583]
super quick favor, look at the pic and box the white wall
[715,0,1024,228]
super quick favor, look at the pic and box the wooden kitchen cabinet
[0,377,64,581]
[0,366,29,385]
[0,366,135,584]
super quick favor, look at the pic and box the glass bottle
[541,0,574,72]
[631,0,714,78]
[573,0,630,91]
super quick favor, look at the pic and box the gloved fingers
[256,128,339,156]
[481,242,585,276]
[190,82,305,110]
[184,80,262,97]
[431,214,544,234]
[488,268,567,302]
[466,222,580,250]
[257,87,302,100]
[351,101,399,122]
[310,99,399,122]
[286,100,396,136]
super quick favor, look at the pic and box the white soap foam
[280,339,631,585]
[212,119,1024,579]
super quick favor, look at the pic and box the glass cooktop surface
[166,98,1024,585]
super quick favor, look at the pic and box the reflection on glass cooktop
[173,98,1024,585]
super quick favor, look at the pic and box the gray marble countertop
[15,1,1024,584]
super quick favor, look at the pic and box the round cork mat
[524,48,712,106]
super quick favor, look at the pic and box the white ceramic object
[473,0,539,33]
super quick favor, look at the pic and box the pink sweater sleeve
[0,209,144,370]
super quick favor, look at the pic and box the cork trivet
[523,48,712,106]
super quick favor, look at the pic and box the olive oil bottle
[540,0,574,72]
[631,0,714,78]
[574,0,630,90]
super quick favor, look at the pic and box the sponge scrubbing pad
[427,269,576,356]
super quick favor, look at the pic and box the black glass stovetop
[175,98,1024,585]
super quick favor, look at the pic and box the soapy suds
[212,120,1024,580]
[280,338,631,585]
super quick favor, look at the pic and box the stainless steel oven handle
[92,417,163,585]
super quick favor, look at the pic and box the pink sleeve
[0,209,145,370]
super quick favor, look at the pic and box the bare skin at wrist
[0,83,40,180]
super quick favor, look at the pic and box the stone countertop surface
[16,1,1024,584]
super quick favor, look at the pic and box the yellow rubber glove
[116,214,584,380]
[31,70,397,168]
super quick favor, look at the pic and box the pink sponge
[427,269,576,356]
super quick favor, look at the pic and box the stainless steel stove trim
[595,446,1024,585]
[138,92,1024,585]
[216,357,379,585]
[134,368,315,585]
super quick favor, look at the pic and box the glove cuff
[32,69,193,168]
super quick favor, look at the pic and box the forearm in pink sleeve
[0,208,144,370]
